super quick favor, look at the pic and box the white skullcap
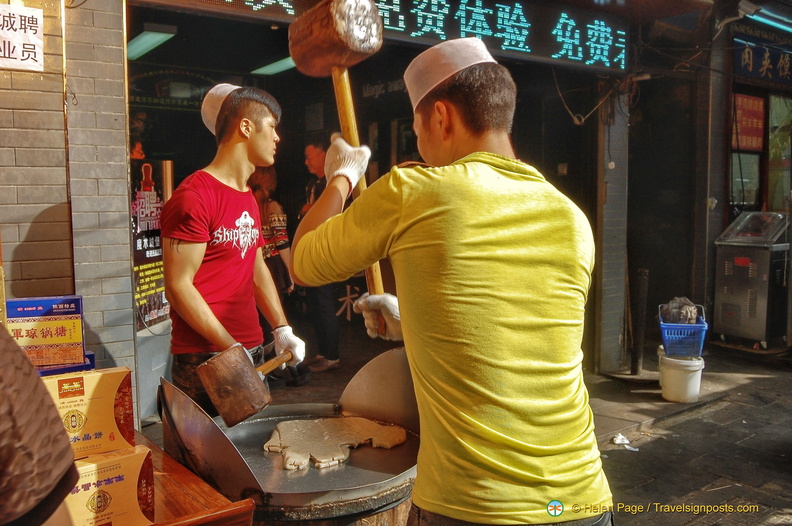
[403,38,497,111]
[201,83,241,135]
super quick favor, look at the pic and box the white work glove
[272,325,305,367]
[324,132,371,194]
[353,293,403,341]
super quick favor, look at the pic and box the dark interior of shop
[126,4,602,227]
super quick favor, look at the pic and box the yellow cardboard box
[66,445,155,526]
[6,295,85,366]
[42,366,136,458]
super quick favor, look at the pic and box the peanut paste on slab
[263,416,407,469]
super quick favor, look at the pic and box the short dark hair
[215,87,282,143]
[304,134,328,151]
[415,62,516,134]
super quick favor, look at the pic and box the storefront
[0,0,713,425]
[125,0,636,397]
[729,20,791,218]
[718,8,792,348]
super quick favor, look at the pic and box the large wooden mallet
[289,0,385,298]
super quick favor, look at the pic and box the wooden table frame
[135,431,254,526]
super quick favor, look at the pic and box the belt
[173,351,217,365]
[173,343,270,366]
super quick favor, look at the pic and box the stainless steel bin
[713,211,789,348]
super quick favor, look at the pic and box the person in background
[249,165,311,387]
[299,139,343,373]
[161,83,305,415]
[250,165,294,310]
[129,109,149,160]
[291,38,613,525]
[299,139,328,219]
[0,325,77,526]
[130,137,146,160]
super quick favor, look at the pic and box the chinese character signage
[0,3,43,72]
[732,94,765,152]
[733,31,792,89]
[131,159,171,330]
[392,0,627,70]
[6,295,85,366]
[144,0,628,72]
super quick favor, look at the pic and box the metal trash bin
[713,211,789,348]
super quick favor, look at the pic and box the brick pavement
[599,347,792,525]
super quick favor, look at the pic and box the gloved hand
[324,132,371,194]
[353,293,403,341]
[272,326,306,367]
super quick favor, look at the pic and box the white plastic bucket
[657,346,666,387]
[660,354,704,403]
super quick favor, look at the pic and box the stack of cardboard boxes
[41,366,156,525]
[5,294,156,523]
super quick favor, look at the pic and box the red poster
[732,94,765,151]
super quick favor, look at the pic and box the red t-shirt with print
[161,170,264,354]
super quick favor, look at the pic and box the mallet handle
[255,351,293,376]
[332,66,385,298]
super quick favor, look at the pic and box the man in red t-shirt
[161,84,305,415]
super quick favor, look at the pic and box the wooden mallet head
[289,0,383,77]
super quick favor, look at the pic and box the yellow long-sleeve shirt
[293,152,612,524]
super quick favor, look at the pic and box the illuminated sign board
[378,0,627,71]
[138,0,628,72]
[733,31,792,88]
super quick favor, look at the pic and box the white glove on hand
[353,293,403,341]
[324,132,371,194]
[272,326,305,366]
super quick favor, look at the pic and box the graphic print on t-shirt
[210,210,258,258]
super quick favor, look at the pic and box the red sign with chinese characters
[732,94,765,152]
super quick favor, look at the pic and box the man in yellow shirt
[291,38,612,525]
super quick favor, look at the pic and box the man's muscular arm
[253,246,288,328]
[162,237,237,349]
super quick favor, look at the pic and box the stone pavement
[142,310,792,525]
[596,344,792,525]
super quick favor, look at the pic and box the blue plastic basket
[658,304,708,358]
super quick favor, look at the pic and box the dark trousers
[307,283,340,361]
[407,504,614,526]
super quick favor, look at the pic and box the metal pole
[631,268,649,375]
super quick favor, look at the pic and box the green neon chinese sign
[143,0,628,72]
[379,0,627,71]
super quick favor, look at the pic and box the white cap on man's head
[201,83,241,135]
[403,38,497,111]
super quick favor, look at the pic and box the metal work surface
[160,379,418,520]
[221,404,418,503]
